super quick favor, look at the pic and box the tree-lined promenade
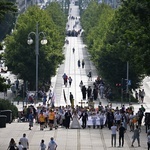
[80,0,150,101]
[0,0,150,103]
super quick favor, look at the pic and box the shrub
[0,99,18,119]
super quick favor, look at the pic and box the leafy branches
[81,0,150,91]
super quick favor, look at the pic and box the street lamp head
[27,38,33,45]
[41,38,47,45]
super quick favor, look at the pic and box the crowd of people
[16,96,148,148]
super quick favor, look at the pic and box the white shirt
[17,144,23,150]
[111,125,117,134]
[115,113,121,121]
[48,140,57,150]
[19,137,28,148]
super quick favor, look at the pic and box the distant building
[95,0,121,9]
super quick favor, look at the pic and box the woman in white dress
[70,110,81,129]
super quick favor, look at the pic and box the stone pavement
[0,120,148,150]
[0,1,149,150]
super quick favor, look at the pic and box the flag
[63,89,67,103]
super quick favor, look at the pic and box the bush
[0,99,18,119]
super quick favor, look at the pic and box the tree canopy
[0,0,17,20]
[81,0,150,97]
[0,0,17,92]
[46,2,67,39]
[4,5,66,90]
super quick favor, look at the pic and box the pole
[35,22,39,104]
[23,83,25,107]
[126,61,129,103]
[121,78,123,107]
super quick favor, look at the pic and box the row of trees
[3,2,67,90]
[81,0,150,99]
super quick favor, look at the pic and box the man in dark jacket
[79,109,88,129]
[65,110,72,129]
[118,123,126,147]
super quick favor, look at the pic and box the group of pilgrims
[18,75,146,132]
[20,100,146,132]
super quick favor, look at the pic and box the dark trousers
[108,121,113,129]
[111,134,116,147]
[119,135,124,146]
[65,119,70,128]
[82,119,87,128]
[148,142,150,150]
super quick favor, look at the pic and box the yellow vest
[39,114,45,122]
[49,112,55,120]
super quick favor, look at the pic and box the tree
[80,1,100,42]
[85,4,114,64]
[4,6,65,90]
[0,0,17,20]
[81,0,150,97]
[46,2,67,38]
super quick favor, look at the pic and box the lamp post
[27,22,47,104]
[126,61,129,103]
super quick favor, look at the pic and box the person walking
[68,76,72,87]
[17,142,23,150]
[93,87,98,100]
[64,110,72,129]
[48,137,57,150]
[135,91,138,101]
[7,138,17,150]
[43,92,47,105]
[82,59,85,68]
[48,90,53,104]
[87,70,92,81]
[16,78,19,90]
[19,133,29,150]
[99,113,105,129]
[111,123,117,147]
[87,86,92,100]
[107,110,114,130]
[38,111,45,130]
[62,73,68,87]
[99,84,104,99]
[141,89,145,103]
[131,125,141,147]
[78,60,80,68]
[72,47,75,53]
[40,139,46,150]
[79,109,88,129]
[118,123,126,147]
[48,109,55,130]
[79,80,83,91]
[81,85,87,100]
[28,111,34,130]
